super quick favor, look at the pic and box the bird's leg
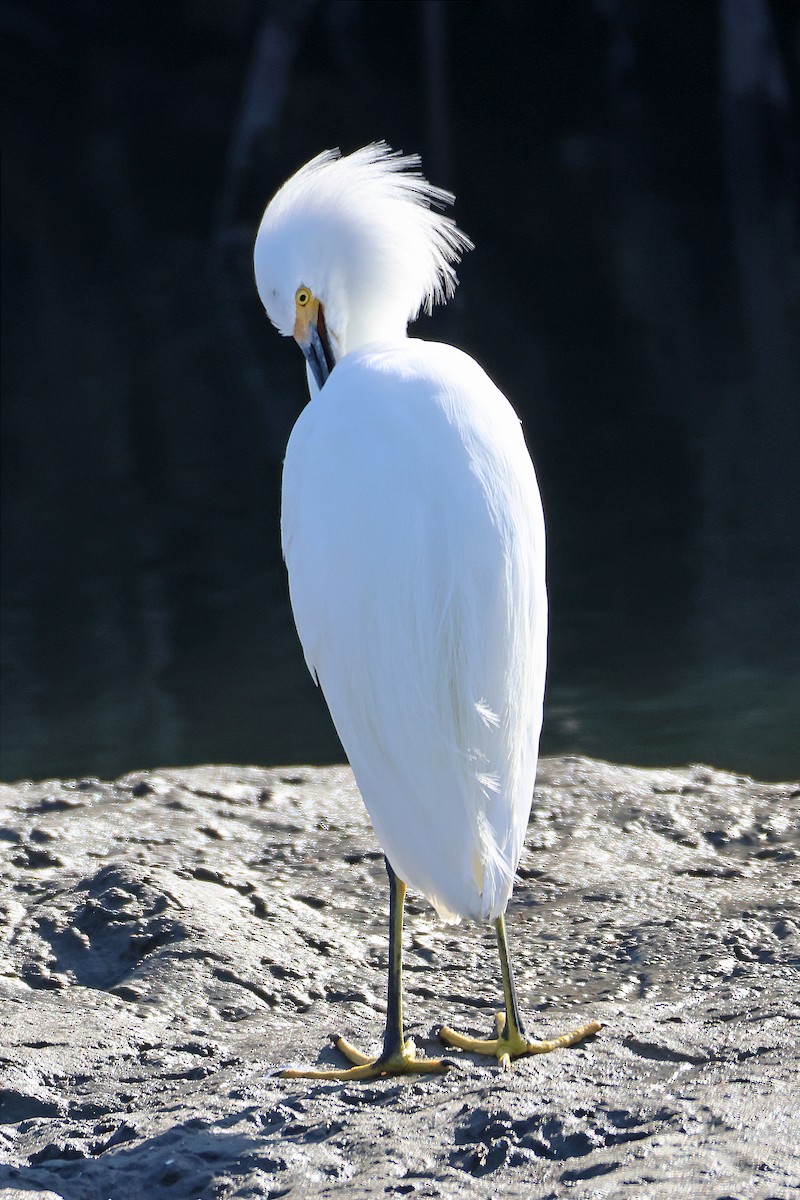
[281,859,454,1079]
[439,914,602,1070]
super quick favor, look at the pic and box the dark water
[1,459,797,783]
[1,1,799,783]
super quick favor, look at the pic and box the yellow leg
[439,914,602,1071]
[281,861,455,1080]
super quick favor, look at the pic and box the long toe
[331,1035,374,1066]
[439,1017,602,1068]
[281,1037,457,1080]
[523,1019,603,1056]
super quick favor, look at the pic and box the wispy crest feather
[255,142,473,346]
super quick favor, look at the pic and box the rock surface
[0,757,799,1199]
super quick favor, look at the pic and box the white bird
[254,143,600,1078]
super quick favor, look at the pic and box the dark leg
[440,913,602,1069]
[381,857,406,1058]
[495,912,529,1040]
[281,858,453,1079]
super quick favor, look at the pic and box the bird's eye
[296,287,311,307]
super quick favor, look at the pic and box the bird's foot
[280,1034,457,1080]
[439,1011,602,1071]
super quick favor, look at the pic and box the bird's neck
[344,307,408,355]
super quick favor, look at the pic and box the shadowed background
[2,0,799,782]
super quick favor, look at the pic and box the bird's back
[281,339,546,921]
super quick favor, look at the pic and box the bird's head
[253,143,472,393]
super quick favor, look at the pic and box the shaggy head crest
[254,143,473,354]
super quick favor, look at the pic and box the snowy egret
[254,144,600,1078]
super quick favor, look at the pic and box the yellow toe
[440,1016,602,1068]
[280,1035,456,1080]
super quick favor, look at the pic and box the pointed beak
[294,300,336,391]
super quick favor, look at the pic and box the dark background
[2,0,799,783]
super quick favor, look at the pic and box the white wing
[281,339,546,922]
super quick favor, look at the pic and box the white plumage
[254,144,601,1080]
[254,143,546,924]
[256,145,470,352]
